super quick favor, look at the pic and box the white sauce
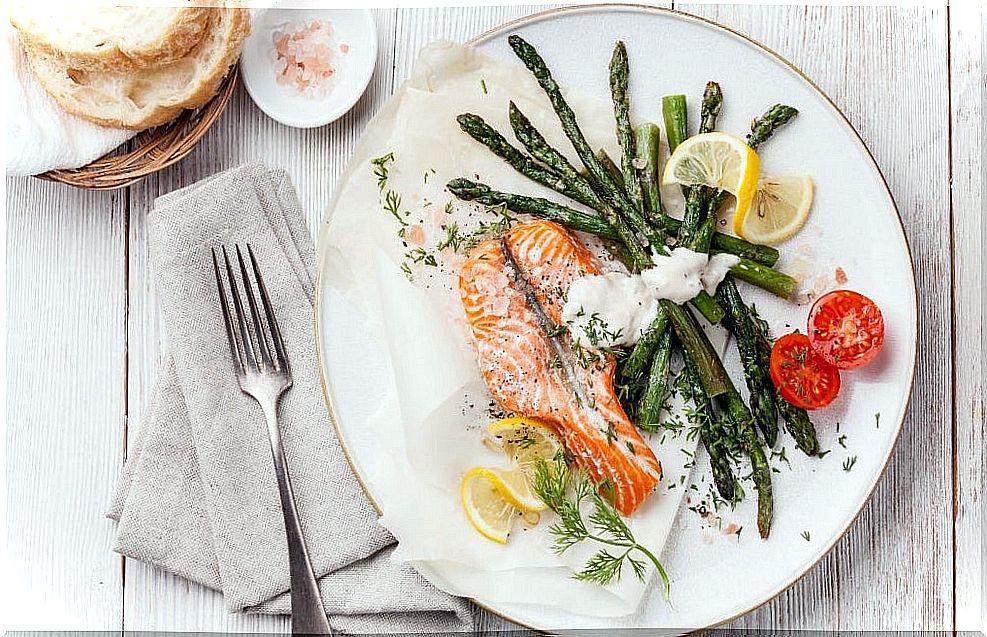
[561,248,741,348]
[702,253,741,294]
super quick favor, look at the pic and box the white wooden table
[6,4,984,633]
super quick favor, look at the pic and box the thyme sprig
[532,455,670,597]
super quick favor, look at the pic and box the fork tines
[212,244,289,376]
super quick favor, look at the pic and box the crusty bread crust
[24,8,250,130]
[10,6,215,72]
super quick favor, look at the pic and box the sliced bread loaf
[24,8,250,129]
[10,5,215,71]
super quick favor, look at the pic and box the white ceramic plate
[240,7,376,128]
[316,5,916,631]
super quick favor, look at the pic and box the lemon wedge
[662,132,760,219]
[460,467,520,543]
[735,175,814,244]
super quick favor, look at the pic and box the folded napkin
[108,162,473,634]
[3,22,135,176]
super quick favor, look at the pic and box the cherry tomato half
[770,332,841,410]
[808,290,885,369]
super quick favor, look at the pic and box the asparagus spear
[680,356,738,502]
[662,301,729,399]
[661,94,689,152]
[748,104,799,150]
[699,81,723,135]
[596,149,626,191]
[609,41,645,216]
[635,327,673,432]
[729,258,796,299]
[635,123,664,226]
[722,388,773,538]
[678,83,724,247]
[455,113,597,209]
[717,278,779,446]
[446,179,618,238]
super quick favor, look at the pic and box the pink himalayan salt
[273,20,349,97]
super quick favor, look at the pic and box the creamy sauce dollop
[561,248,740,348]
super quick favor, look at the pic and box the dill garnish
[532,456,670,596]
[383,190,407,227]
[842,456,858,472]
[370,152,395,191]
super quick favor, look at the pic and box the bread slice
[24,8,250,130]
[9,5,215,71]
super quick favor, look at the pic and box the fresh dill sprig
[842,456,858,472]
[801,530,811,542]
[370,152,395,191]
[436,222,465,252]
[383,190,407,228]
[532,456,671,597]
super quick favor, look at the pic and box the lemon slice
[735,175,814,244]
[662,132,760,219]
[487,416,562,470]
[460,467,520,543]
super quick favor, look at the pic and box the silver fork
[212,244,333,635]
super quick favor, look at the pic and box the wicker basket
[36,66,239,191]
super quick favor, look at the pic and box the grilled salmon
[458,219,662,515]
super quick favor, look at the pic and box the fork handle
[262,400,334,635]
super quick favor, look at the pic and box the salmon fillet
[458,219,662,515]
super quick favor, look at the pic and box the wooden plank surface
[2,4,972,633]
[5,178,127,629]
[949,2,984,630]
[675,4,954,631]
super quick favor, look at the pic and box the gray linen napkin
[108,162,473,635]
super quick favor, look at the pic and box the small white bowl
[239,7,377,128]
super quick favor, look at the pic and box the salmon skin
[458,219,662,515]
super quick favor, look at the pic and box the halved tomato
[770,332,841,410]
[808,290,885,369]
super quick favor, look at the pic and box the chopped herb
[436,223,465,252]
[405,247,437,267]
[602,422,617,445]
[625,441,637,455]
[875,412,881,428]
[770,446,792,468]
[801,531,811,542]
[817,449,832,459]
[842,456,858,472]
[480,78,488,94]
[547,324,569,338]
[383,190,408,227]
[370,152,395,191]
[837,434,848,448]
